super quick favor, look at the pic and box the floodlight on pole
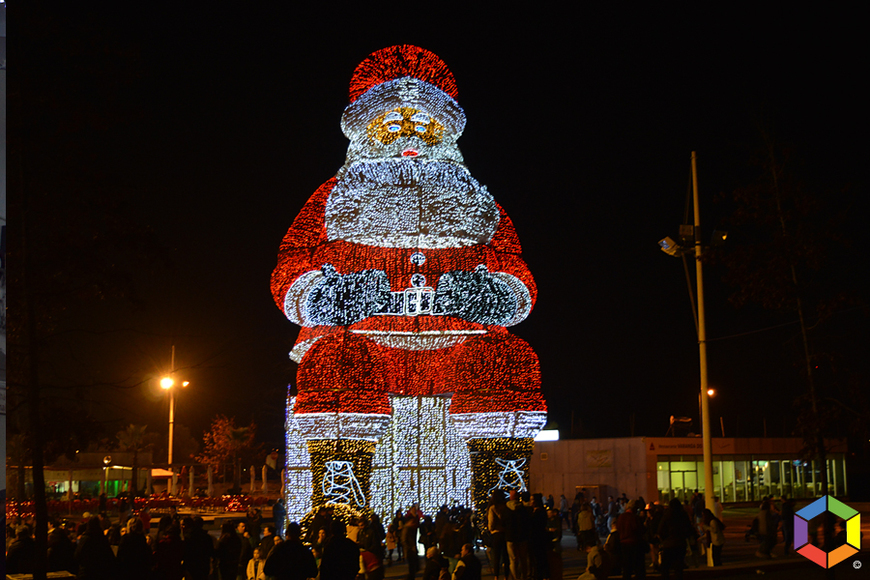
[658,237,681,257]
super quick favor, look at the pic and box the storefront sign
[646,438,736,454]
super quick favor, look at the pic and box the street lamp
[160,345,189,469]
[103,455,112,496]
[160,375,189,466]
[699,389,716,433]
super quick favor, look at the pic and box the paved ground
[378,503,869,579]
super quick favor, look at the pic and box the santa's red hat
[341,45,466,139]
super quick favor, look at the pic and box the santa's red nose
[401,149,418,157]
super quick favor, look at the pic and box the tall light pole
[691,151,716,568]
[160,346,189,469]
[659,152,720,567]
[160,374,176,466]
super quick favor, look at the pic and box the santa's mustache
[344,134,466,167]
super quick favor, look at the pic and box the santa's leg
[307,439,378,507]
[294,331,391,509]
[467,437,535,503]
[448,330,547,514]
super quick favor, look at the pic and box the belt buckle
[404,287,434,316]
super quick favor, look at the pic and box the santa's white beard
[326,158,500,249]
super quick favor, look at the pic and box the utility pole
[692,151,715,568]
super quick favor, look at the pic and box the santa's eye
[415,125,427,133]
[387,124,401,132]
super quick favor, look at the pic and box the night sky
[16,6,868,456]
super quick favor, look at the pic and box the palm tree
[116,424,151,496]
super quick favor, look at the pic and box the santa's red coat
[272,178,546,417]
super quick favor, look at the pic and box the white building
[531,436,848,504]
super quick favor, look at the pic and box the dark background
[13,6,867,458]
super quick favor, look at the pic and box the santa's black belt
[373,288,447,316]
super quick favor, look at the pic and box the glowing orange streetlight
[161,348,190,468]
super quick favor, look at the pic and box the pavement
[378,503,869,579]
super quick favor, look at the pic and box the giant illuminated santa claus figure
[272,45,546,512]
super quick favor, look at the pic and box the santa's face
[356,106,455,162]
[368,107,445,155]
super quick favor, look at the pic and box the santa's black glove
[304,264,390,326]
[435,265,518,325]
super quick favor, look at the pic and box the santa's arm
[435,205,537,327]
[270,180,333,325]
[487,204,537,325]
[488,253,536,326]
[272,178,391,327]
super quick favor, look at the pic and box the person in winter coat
[505,491,530,580]
[578,542,613,580]
[402,514,420,580]
[756,499,777,558]
[74,516,117,580]
[657,499,693,580]
[528,495,550,580]
[247,547,268,580]
[216,521,243,580]
[701,509,725,566]
[320,520,364,580]
[264,522,318,580]
[181,516,214,580]
[273,499,288,539]
[6,525,36,574]
[153,519,184,580]
[361,545,385,580]
[614,500,646,579]
[487,491,510,580]
[47,520,77,574]
[116,516,153,580]
[452,544,481,580]
[423,546,449,580]
[575,503,595,551]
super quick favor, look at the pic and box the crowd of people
[6,486,859,580]
[4,504,289,579]
[560,489,726,580]
[3,499,485,580]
